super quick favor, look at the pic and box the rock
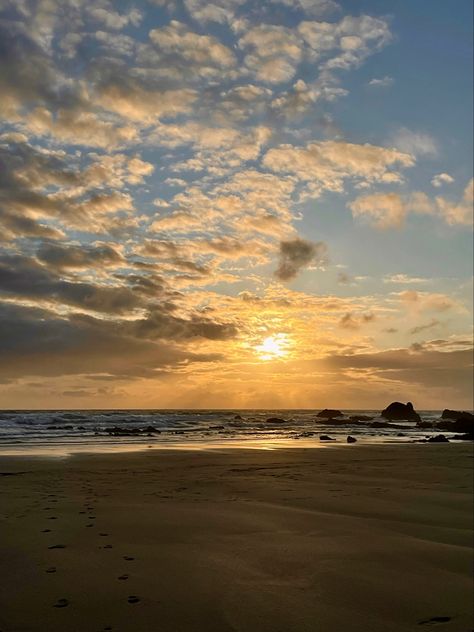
[370,420,391,428]
[381,401,420,422]
[437,418,473,433]
[234,414,243,420]
[319,435,335,441]
[316,409,344,419]
[371,420,407,429]
[347,435,357,443]
[417,421,435,429]
[143,425,161,434]
[349,415,374,422]
[427,434,449,443]
[441,409,474,422]
[266,417,287,423]
[452,432,474,441]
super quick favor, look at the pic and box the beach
[0,443,472,632]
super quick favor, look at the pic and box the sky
[0,0,472,410]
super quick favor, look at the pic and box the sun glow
[255,334,290,360]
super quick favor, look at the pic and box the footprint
[127,596,140,604]
[53,598,69,608]
[48,517,58,520]
[118,574,129,580]
[48,544,66,549]
[99,533,109,537]
[418,616,452,625]
[123,556,135,561]
[86,524,94,528]
[46,567,57,573]
[41,529,51,533]
[102,544,113,549]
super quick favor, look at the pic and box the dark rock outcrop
[452,432,474,441]
[266,417,287,424]
[319,435,335,441]
[417,421,435,429]
[437,418,473,433]
[316,409,344,419]
[427,434,449,443]
[349,415,374,422]
[441,409,473,422]
[347,435,357,443]
[381,402,420,422]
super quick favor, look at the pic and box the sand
[0,443,472,632]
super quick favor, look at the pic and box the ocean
[0,409,458,455]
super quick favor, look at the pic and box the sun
[255,334,290,361]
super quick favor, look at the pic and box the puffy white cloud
[146,20,236,74]
[436,178,473,226]
[183,0,246,23]
[431,172,455,187]
[239,25,304,84]
[264,141,414,195]
[350,180,473,229]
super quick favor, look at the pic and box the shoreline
[0,433,467,459]
[1,444,473,631]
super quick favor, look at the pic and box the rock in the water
[349,415,374,422]
[427,434,449,443]
[347,435,357,443]
[452,432,474,441]
[319,435,335,441]
[266,417,287,423]
[381,401,420,422]
[441,409,474,422]
[417,421,435,429]
[437,418,473,433]
[316,409,344,419]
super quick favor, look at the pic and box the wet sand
[0,444,473,632]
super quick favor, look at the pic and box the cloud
[270,0,340,16]
[349,179,473,229]
[239,25,303,83]
[139,20,237,81]
[264,141,413,199]
[397,290,459,313]
[367,75,394,88]
[275,238,328,281]
[183,0,246,23]
[36,242,125,271]
[0,301,229,381]
[0,254,144,315]
[409,319,441,335]
[384,274,430,284]
[339,312,375,329]
[431,172,454,187]
[349,192,410,229]
[435,178,473,226]
[389,127,438,157]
